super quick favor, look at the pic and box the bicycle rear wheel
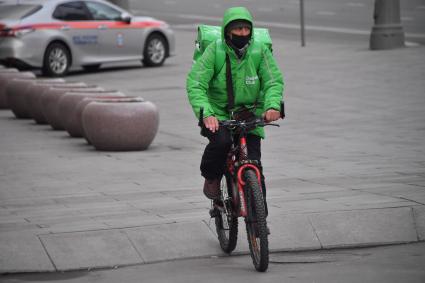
[215,173,238,254]
[244,169,269,272]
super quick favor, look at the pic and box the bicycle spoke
[214,173,238,254]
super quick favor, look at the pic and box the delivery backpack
[192,24,273,75]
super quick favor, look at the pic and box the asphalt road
[2,243,425,283]
[132,0,425,44]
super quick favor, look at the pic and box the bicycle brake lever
[266,123,280,127]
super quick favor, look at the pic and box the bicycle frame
[198,104,284,218]
[227,130,263,218]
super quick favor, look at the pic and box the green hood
[221,7,253,42]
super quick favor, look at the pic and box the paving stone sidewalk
[0,29,424,273]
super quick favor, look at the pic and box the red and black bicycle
[199,105,283,272]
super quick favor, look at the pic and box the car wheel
[142,34,167,67]
[83,64,101,72]
[42,42,71,77]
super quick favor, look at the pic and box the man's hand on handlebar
[263,109,281,123]
[204,116,219,133]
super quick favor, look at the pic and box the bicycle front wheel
[215,173,238,254]
[244,169,269,272]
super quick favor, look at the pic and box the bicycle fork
[236,137,263,218]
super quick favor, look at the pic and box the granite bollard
[0,72,36,109]
[0,68,18,73]
[82,99,158,151]
[75,96,143,142]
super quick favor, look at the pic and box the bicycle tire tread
[244,169,269,272]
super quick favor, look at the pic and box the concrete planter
[58,91,125,137]
[82,99,158,151]
[28,82,88,124]
[41,86,104,130]
[6,78,65,119]
[0,72,36,109]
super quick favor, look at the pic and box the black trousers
[200,127,262,178]
[200,127,267,214]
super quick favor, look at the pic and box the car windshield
[0,4,41,20]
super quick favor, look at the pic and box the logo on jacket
[245,75,259,85]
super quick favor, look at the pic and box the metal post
[370,0,404,50]
[300,0,305,47]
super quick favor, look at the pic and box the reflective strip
[6,21,162,31]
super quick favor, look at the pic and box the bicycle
[198,104,283,272]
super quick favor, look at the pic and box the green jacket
[186,7,284,138]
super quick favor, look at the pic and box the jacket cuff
[265,102,281,112]
[197,105,214,119]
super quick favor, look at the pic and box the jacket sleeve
[186,43,216,119]
[258,46,284,112]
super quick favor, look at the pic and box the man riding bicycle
[186,7,284,213]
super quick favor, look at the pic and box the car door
[52,1,100,64]
[83,1,141,61]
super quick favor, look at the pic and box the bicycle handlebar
[198,101,284,127]
[198,106,282,131]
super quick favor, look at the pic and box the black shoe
[203,179,220,200]
[209,207,220,218]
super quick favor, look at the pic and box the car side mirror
[120,13,131,24]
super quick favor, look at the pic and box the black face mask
[230,34,250,49]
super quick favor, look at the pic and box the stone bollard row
[6,78,66,118]
[0,67,159,151]
[42,85,104,130]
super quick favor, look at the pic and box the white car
[0,0,176,76]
